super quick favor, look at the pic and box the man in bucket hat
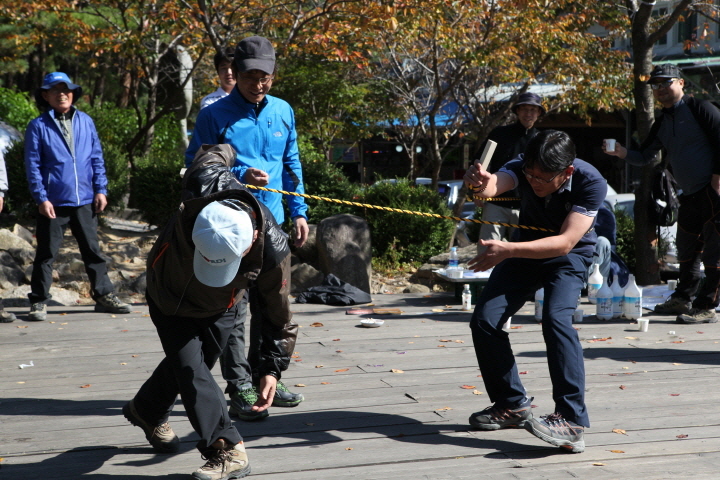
[24,72,130,321]
[604,63,720,324]
[186,36,307,418]
[474,91,545,254]
[123,187,293,479]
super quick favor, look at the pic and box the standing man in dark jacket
[476,92,544,253]
[604,64,720,324]
[123,187,295,479]
[24,72,130,321]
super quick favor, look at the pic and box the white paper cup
[502,317,512,331]
[668,279,677,290]
[638,318,649,332]
[604,139,616,152]
[573,309,584,323]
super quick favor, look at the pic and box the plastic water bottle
[534,288,544,322]
[596,276,613,321]
[448,247,459,270]
[611,273,624,318]
[461,284,472,311]
[587,263,602,305]
[623,274,643,320]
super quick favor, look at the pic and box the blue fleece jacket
[186,88,308,224]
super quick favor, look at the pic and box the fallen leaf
[672,363,683,365]
[612,428,627,435]
[619,385,626,390]
[439,339,452,342]
[510,326,523,329]
[391,369,404,373]
[60,322,68,325]
[315,365,324,368]
[625,336,639,340]
[345,447,353,450]
[473,390,483,395]
[454,339,464,343]
[120,362,127,365]
[697,331,704,334]
[460,385,476,389]
[435,406,453,411]
[295,359,302,362]
[60,313,67,316]
[132,355,139,357]
[16,325,28,329]
[672,340,685,344]
[295,384,306,387]
[669,393,680,396]
[608,373,617,376]
[437,345,446,347]
[336,350,343,353]
[519,371,529,375]
[310,322,324,327]
[677,434,689,439]
[291,355,300,358]
[622,367,629,370]
[120,329,128,332]
[333,339,341,341]
[593,463,606,466]
[335,368,349,372]
[320,382,330,385]
[432,309,445,312]
[610,450,625,453]
[80,384,91,388]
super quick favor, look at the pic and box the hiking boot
[28,302,47,322]
[192,439,250,480]
[525,412,585,453]
[122,399,180,453]
[95,293,131,314]
[654,296,691,315]
[272,380,304,407]
[229,384,269,421]
[0,308,16,323]
[676,308,718,324]
[469,397,533,430]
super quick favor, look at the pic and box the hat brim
[193,249,243,288]
[34,86,83,109]
[513,103,546,115]
[235,58,275,74]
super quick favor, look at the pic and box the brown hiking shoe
[676,308,718,324]
[654,296,691,315]
[192,439,251,480]
[122,399,179,453]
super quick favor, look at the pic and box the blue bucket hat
[34,72,83,110]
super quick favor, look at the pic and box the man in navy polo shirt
[463,130,606,454]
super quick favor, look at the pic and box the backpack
[649,163,679,227]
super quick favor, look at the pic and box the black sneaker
[95,293,131,314]
[654,296,691,315]
[469,397,533,430]
[122,399,180,453]
[525,412,585,453]
[193,439,251,480]
[229,384,269,421]
[272,380,304,407]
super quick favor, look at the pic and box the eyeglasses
[238,74,274,85]
[522,167,564,184]
[650,78,677,90]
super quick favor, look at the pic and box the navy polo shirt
[499,157,607,257]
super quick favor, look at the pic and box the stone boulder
[315,214,371,294]
[290,261,324,294]
[0,228,34,251]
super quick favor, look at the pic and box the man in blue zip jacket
[24,72,130,321]
[186,37,307,419]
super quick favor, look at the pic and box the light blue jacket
[24,108,107,206]
[186,88,308,224]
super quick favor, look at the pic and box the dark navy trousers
[133,296,243,454]
[470,253,591,427]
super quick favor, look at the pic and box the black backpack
[649,163,679,227]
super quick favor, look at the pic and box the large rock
[316,214,371,294]
[293,224,318,264]
[290,262,324,294]
[0,228,34,251]
[12,224,35,247]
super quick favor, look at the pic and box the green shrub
[296,137,363,225]
[2,139,35,220]
[614,207,635,274]
[130,151,185,228]
[0,87,39,132]
[361,180,455,263]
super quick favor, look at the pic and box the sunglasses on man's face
[650,78,677,90]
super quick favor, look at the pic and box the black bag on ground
[649,165,679,227]
[295,274,372,306]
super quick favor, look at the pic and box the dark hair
[523,130,575,172]
[213,48,234,72]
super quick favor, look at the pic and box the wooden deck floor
[2,290,719,479]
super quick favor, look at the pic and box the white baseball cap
[192,200,254,287]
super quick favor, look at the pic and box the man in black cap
[475,92,545,254]
[186,36,307,420]
[604,63,720,324]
